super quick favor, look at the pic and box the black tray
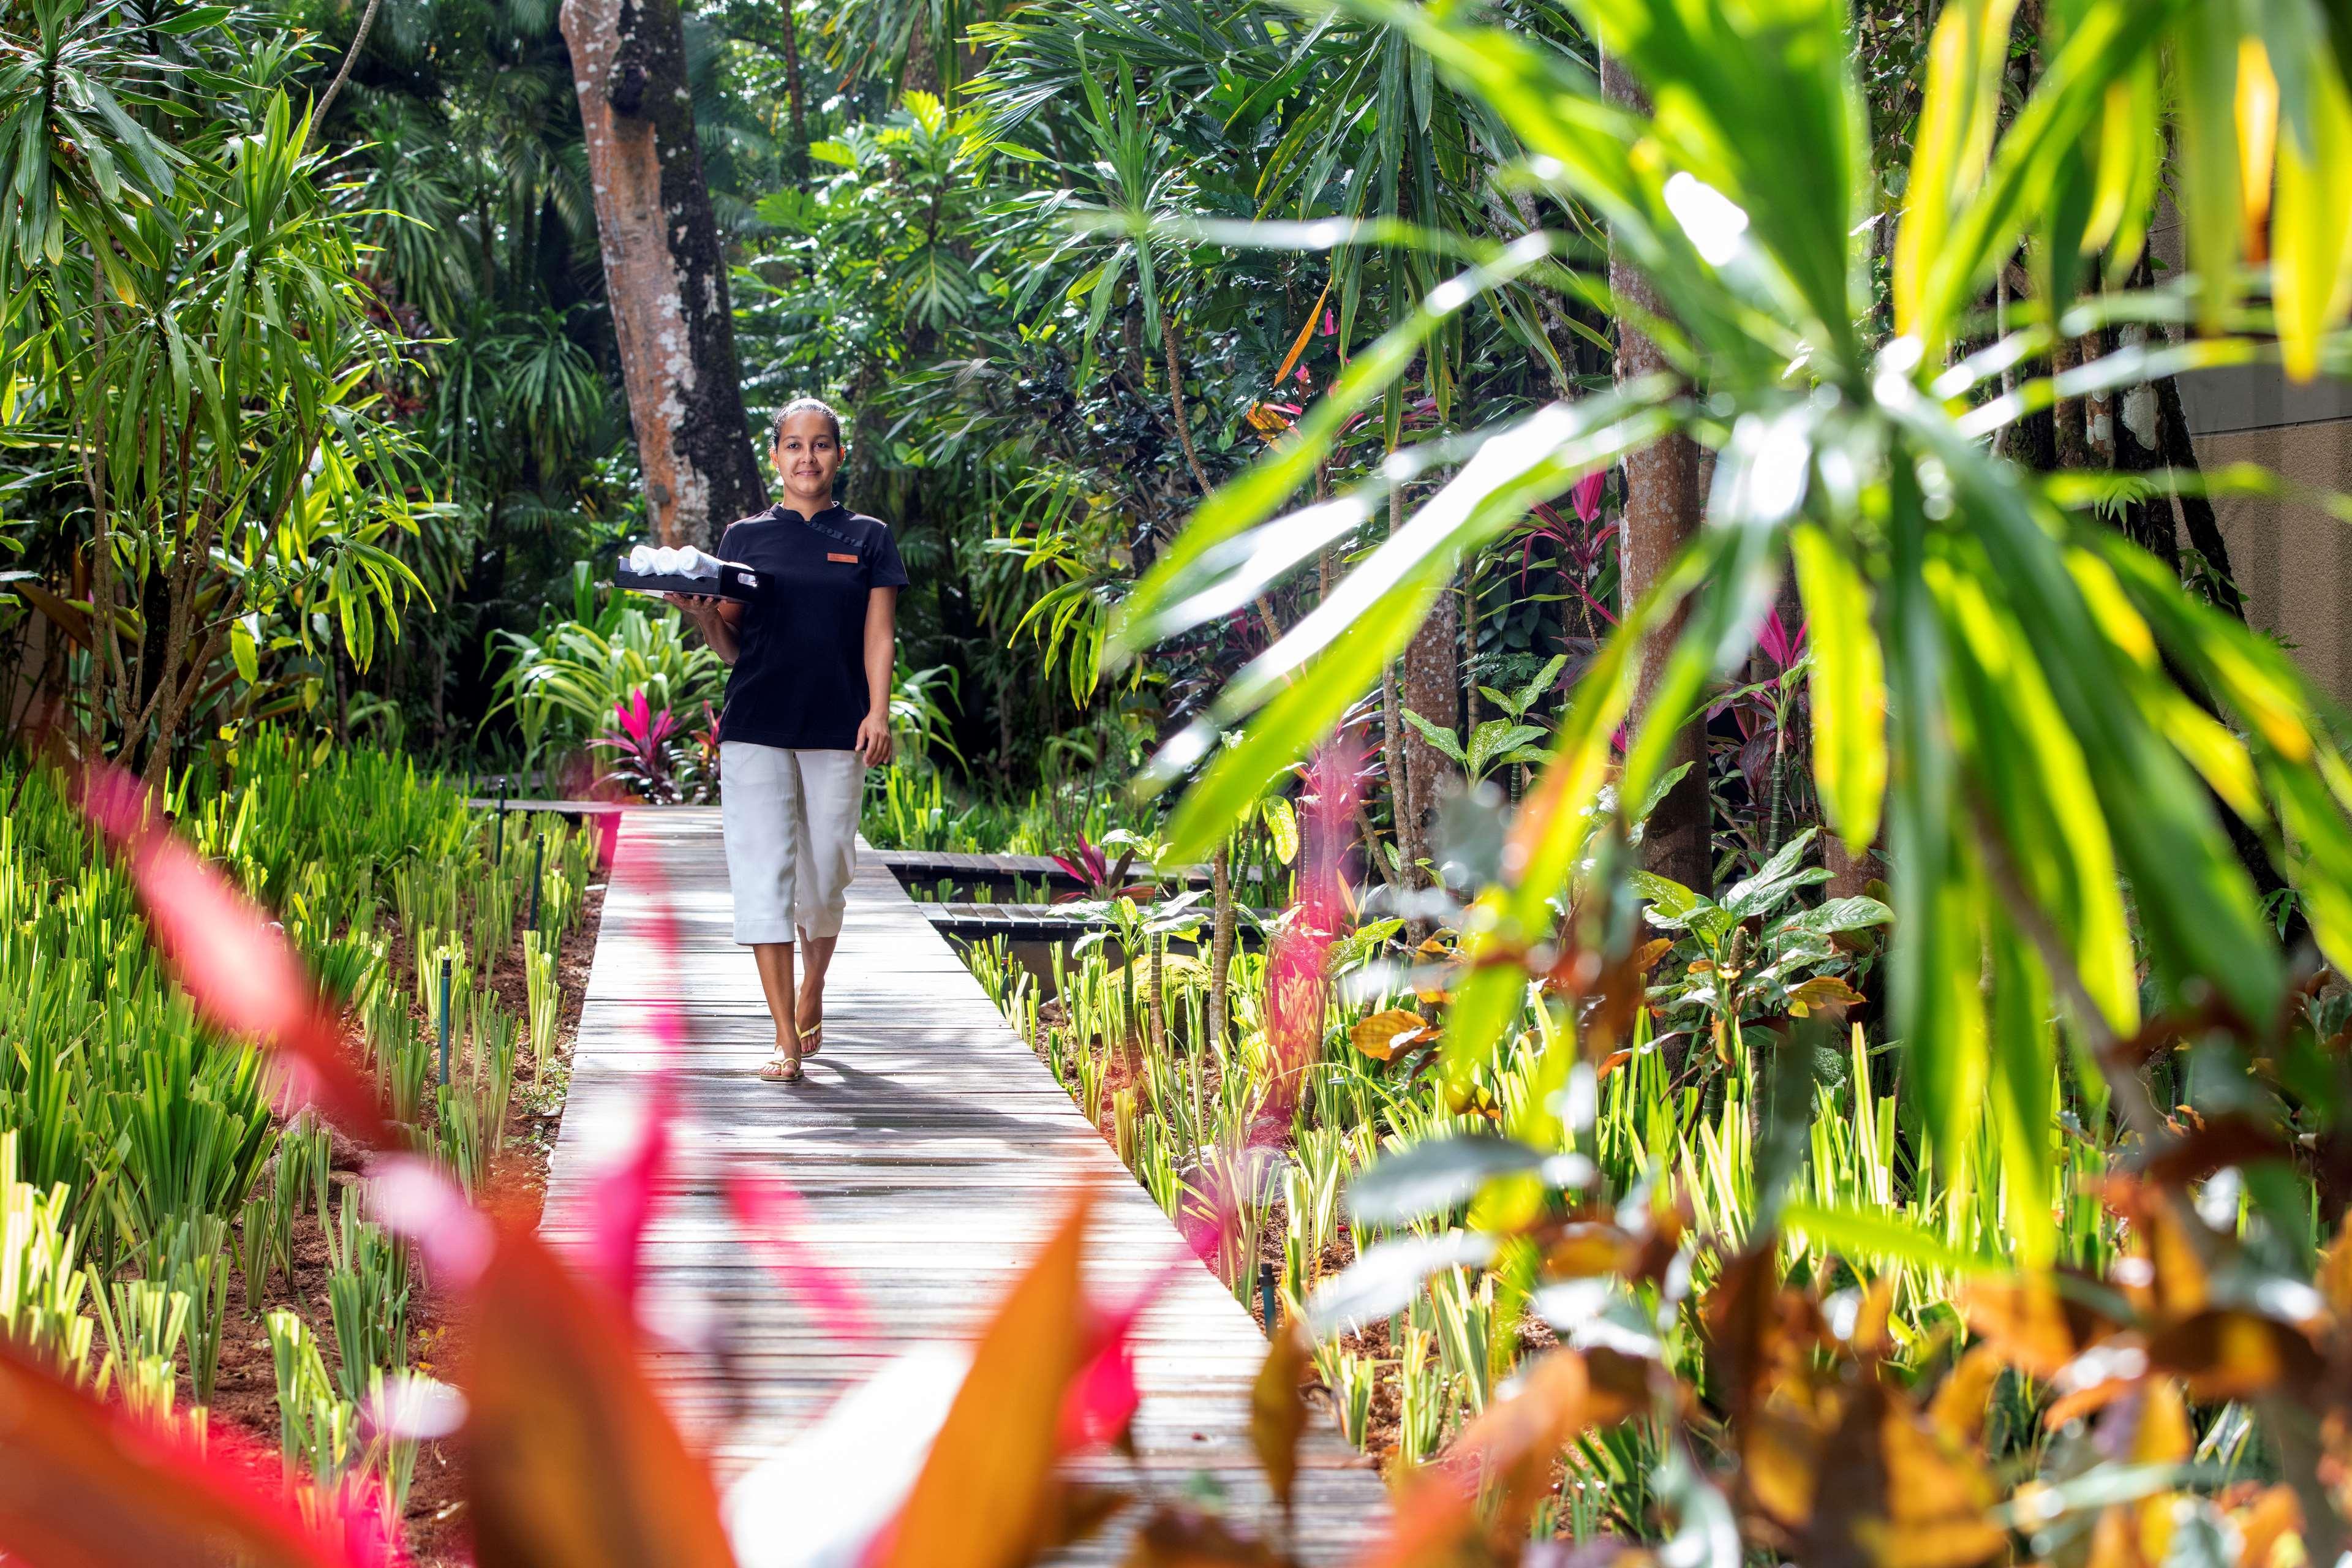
[614,561,769,602]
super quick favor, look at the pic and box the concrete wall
[2154,209,2352,703]
[2185,411,2352,702]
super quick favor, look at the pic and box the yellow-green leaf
[1894,0,2021,351]
[2272,49,2352,380]
[1790,524,1886,854]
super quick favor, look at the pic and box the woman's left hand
[855,712,894,767]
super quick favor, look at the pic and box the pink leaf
[1570,470,1605,526]
[370,1155,495,1292]
[77,766,390,1145]
[724,1169,878,1344]
[1319,308,1336,336]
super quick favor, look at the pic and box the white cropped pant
[718,743,865,944]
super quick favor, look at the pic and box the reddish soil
[196,877,607,1566]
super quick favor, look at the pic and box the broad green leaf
[1346,1134,1588,1226]
[1789,524,1887,853]
[1988,916,2059,1267]
[1720,827,1825,919]
[1923,0,2185,350]
[1110,234,1561,662]
[1400,706,1470,768]
[1154,396,1677,859]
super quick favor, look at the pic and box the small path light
[438,954,453,1085]
[1258,1260,1278,1333]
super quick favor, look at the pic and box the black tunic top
[715,504,908,752]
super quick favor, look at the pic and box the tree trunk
[562,0,768,547]
[778,0,810,185]
[2155,372,2247,620]
[1208,845,1234,1055]
[1400,577,1460,837]
[1602,51,1712,893]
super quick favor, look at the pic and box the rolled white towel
[626,543,658,574]
[654,545,685,575]
[678,548,722,580]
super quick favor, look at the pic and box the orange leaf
[875,1185,1095,1568]
[1248,1324,1311,1511]
[457,1219,734,1568]
[0,1345,375,1568]
[2233,1484,2301,1568]
[1958,1275,2081,1380]
[1272,279,1332,391]
[2145,1308,2323,1401]
[1349,1008,1433,1062]
[1356,1351,1590,1567]
[1786,974,1866,1016]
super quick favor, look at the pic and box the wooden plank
[542,808,1388,1563]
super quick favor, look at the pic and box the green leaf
[1789,523,1887,853]
[1782,1199,2010,1277]
[1721,827,1826,918]
[1894,0,2022,352]
[1401,707,1469,768]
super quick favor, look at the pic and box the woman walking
[673,398,905,1083]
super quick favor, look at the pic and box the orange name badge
[827,552,859,564]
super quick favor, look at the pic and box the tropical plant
[488,571,726,769]
[1637,826,1890,1068]
[0,29,431,778]
[1115,0,2352,1276]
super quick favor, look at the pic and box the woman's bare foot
[796,982,823,1057]
[760,1028,804,1082]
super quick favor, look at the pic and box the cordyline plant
[1100,0,2352,1556]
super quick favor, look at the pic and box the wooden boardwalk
[542,809,1388,1561]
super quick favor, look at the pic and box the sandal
[798,1025,822,1059]
[760,1049,804,1084]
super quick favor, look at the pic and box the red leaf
[456,1218,735,1568]
[0,1344,390,1568]
[77,765,390,1145]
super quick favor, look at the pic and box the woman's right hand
[666,592,722,619]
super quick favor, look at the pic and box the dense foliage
[13,0,2352,1562]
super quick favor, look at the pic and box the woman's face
[771,412,843,502]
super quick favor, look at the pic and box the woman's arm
[669,595,745,664]
[854,586,897,766]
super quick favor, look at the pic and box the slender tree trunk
[562,0,767,546]
[1381,488,1427,917]
[1400,579,1460,834]
[1208,845,1234,1056]
[1602,51,1711,892]
[778,0,810,185]
[2155,372,2247,620]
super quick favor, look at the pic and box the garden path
[540,807,1390,1562]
